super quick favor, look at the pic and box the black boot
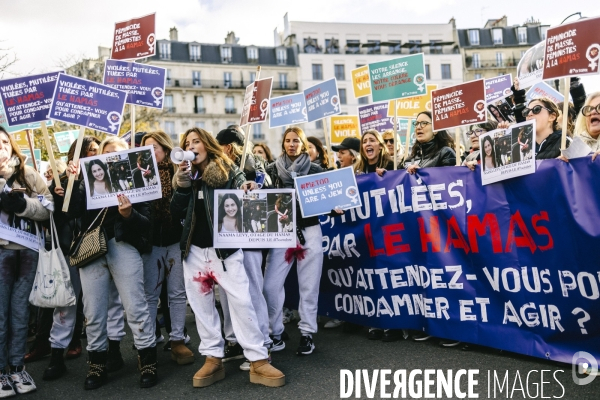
[43,348,66,380]
[138,346,158,388]
[106,340,124,373]
[84,351,108,390]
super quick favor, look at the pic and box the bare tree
[0,41,17,78]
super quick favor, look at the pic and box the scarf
[0,155,20,181]
[153,160,173,224]
[275,153,311,188]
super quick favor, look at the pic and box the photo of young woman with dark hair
[86,159,112,197]
[217,193,243,233]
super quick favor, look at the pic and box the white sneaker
[9,366,36,394]
[324,319,344,329]
[239,359,251,371]
[184,334,191,345]
[156,334,165,344]
[0,370,15,398]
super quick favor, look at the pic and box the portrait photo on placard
[84,159,114,197]
[217,192,244,234]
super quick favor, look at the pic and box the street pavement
[23,308,599,399]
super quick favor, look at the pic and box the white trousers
[183,246,267,361]
[49,264,82,349]
[263,224,323,338]
[220,250,271,347]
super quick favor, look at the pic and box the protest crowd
[0,11,600,398]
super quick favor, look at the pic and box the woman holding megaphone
[170,127,285,389]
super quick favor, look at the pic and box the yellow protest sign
[330,115,360,145]
[387,84,437,118]
[351,65,371,98]
[11,131,30,148]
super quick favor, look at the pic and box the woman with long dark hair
[481,136,498,171]
[522,97,569,159]
[86,159,112,196]
[253,143,274,163]
[307,136,331,169]
[0,127,53,396]
[171,127,285,388]
[217,193,242,233]
[403,111,456,174]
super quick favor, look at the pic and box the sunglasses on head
[582,104,600,117]
[522,105,552,117]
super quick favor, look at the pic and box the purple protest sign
[484,74,512,104]
[358,102,394,134]
[103,60,166,109]
[48,74,127,135]
[0,71,62,126]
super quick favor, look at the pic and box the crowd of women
[0,77,599,397]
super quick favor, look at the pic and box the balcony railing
[164,107,176,113]
[194,107,206,114]
[164,79,298,90]
[225,108,237,114]
[466,59,518,69]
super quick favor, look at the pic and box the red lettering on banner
[505,210,537,253]
[532,211,554,251]
[382,223,410,255]
[418,216,441,252]
[467,214,502,253]
[444,216,470,254]
[364,223,385,257]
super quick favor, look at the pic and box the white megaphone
[170,147,196,164]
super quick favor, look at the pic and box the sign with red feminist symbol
[431,80,486,131]
[111,13,156,61]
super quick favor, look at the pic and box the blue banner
[49,74,127,135]
[294,167,362,217]
[103,59,166,109]
[304,78,341,122]
[269,93,308,128]
[0,71,61,126]
[314,158,600,364]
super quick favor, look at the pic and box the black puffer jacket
[403,140,456,168]
[536,131,571,160]
[49,173,81,253]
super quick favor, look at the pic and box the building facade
[457,16,549,82]
[147,29,300,151]
[277,15,464,140]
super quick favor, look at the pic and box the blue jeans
[0,248,38,369]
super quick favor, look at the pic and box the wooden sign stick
[560,77,570,150]
[25,129,38,172]
[322,118,335,168]
[40,121,62,188]
[404,119,411,160]
[130,104,136,148]
[240,66,261,172]
[62,126,86,212]
[455,127,462,166]
[393,100,398,170]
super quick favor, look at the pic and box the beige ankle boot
[171,340,194,365]
[249,359,285,387]
[193,357,225,388]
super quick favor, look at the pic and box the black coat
[403,141,456,168]
[48,174,80,253]
[536,131,570,160]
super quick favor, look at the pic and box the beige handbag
[68,208,108,268]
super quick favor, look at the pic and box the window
[166,69,172,86]
[339,88,347,105]
[389,41,402,54]
[276,48,287,65]
[315,120,323,129]
[164,121,175,135]
[325,39,339,54]
[250,72,256,83]
[334,64,345,81]
[409,40,421,54]
[247,47,258,63]
[224,72,232,88]
[540,26,549,41]
[346,39,360,54]
[312,64,323,80]
[441,64,451,80]
[425,64,430,80]
[221,46,232,63]
[192,71,201,86]
[429,40,442,54]
[165,95,174,113]
[303,38,319,53]
[472,53,481,68]
[474,73,482,80]
[225,96,235,113]
[253,123,265,140]
[279,73,288,89]
[367,40,380,54]
[496,52,504,67]
[468,30,480,46]
[492,29,503,45]
[358,96,369,105]
[195,95,205,114]
[195,121,205,129]
[517,27,528,44]
[159,42,171,59]
[189,44,201,61]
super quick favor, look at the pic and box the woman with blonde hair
[140,131,193,365]
[356,129,394,176]
[382,129,404,166]
[171,127,285,388]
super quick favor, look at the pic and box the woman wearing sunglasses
[560,92,600,162]
[403,111,456,174]
[382,130,404,166]
[521,97,570,160]
[463,120,499,171]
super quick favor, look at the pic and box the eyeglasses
[412,121,431,128]
[522,105,552,117]
[582,104,600,116]
[466,129,486,137]
[384,139,394,144]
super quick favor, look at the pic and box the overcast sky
[1,0,599,87]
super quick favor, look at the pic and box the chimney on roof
[170,27,178,41]
[225,31,239,44]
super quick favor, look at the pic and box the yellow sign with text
[330,115,360,145]
[351,65,371,98]
[387,84,437,118]
[12,131,30,148]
